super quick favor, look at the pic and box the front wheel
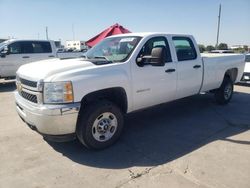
[214,77,234,105]
[76,100,124,149]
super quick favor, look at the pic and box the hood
[17,58,95,81]
[244,62,250,73]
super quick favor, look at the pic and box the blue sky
[0,0,249,46]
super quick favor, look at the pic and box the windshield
[86,36,141,62]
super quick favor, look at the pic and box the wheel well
[224,68,238,82]
[80,87,128,113]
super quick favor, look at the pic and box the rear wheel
[215,77,234,105]
[76,100,124,149]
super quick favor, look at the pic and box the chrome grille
[20,78,37,88]
[20,90,38,103]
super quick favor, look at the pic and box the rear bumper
[15,91,81,137]
[240,72,250,83]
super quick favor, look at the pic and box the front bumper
[15,91,81,137]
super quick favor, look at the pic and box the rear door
[132,36,177,110]
[172,36,203,99]
[28,41,55,62]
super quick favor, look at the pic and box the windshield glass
[86,36,141,62]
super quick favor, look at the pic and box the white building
[230,45,247,49]
[65,40,88,51]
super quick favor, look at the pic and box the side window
[32,42,52,53]
[8,42,22,54]
[137,36,172,65]
[173,37,197,61]
[245,55,250,62]
[20,42,33,53]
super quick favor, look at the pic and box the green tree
[206,45,216,52]
[234,48,246,54]
[198,44,206,53]
[218,43,228,50]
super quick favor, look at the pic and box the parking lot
[0,79,249,188]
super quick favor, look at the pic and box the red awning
[86,23,131,47]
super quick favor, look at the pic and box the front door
[131,36,177,111]
[0,41,27,77]
[1,41,54,77]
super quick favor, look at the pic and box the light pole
[216,4,221,49]
[46,26,49,40]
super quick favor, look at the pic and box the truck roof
[107,32,193,38]
[3,39,54,43]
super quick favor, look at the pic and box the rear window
[173,37,197,61]
[32,42,52,53]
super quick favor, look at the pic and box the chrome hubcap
[92,112,117,142]
[224,83,232,100]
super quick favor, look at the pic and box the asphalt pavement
[0,79,249,188]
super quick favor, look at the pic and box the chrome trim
[15,91,81,135]
[16,75,43,104]
[21,84,38,92]
[22,87,39,95]
[37,80,44,92]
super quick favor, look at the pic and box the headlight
[43,81,74,104]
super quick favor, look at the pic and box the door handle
[165,69,176,73]
[193,65,201,69]
[48,55,55,57]
[22,56,30,58]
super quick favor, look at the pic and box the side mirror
[137,46,166,67]
[0,46,9,58]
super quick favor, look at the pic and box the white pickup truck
[0,39,85,79]
[15,33,245,149]
[0,39,57,79]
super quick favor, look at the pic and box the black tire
[76,100,124,149]
[215,77,234,105]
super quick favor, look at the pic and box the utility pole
[216,4,221,49]
[46,26,49,40]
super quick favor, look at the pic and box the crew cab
[0,39,58,79]
[15,33,245,149]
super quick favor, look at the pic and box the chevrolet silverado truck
[15,33,245,149]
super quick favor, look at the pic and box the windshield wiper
[92,56,109,61]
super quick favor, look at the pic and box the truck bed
[200,53,245,92]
